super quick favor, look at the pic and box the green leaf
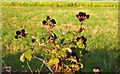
[46,43,53,50]
[48,58,59,67]
[76,42,85,49]
[51,50,60,58]
[24,49,33,62]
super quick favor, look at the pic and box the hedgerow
[1,2,119,7]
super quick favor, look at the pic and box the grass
[2,6,118,72]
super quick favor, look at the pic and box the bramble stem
[27,62,33,74]
[40,63,44,72]
[2,60,7,67]
[33,55,53,73]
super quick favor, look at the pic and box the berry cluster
[76,12,90,33]
[76,12,90,22]
[42,16,56,33]
[42,16,56,26]
[15,29,27,39]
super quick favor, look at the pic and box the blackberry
[16,30,21,35]
[22,33,26,37]
[83,37,87,43]
[42,20,47,25]
[46,16,50,20]
[79,18,84,22]
[32,39,36,43]
[83,12,86,17]
[80,36,87,43]
[76,37,80,41]
[21,29,25,34]
[80,36,85,39]
[76,14,79,18]
[86,15,90,19]
[79,12,84,16]
[50,19,56,24]
[15,35,18,39]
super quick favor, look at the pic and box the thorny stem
[2,60,11,73]
[41,54,48,62]
[33,55,53,73]
[37,68,40,74]
[39,63,44,72]
[2,60,7,67]
[27,62,33,74]
[117,68,120,73]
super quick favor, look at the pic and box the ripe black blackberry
[16,30,21,35]
[80,36,87,43]
[42,20,47,25]
[79,12,84,16]
[82,12,86,17]
[76,12,90,23]
[83,37,87,43]
[50,19,56,24]
[32,39,36,43]
[76,37,80,41]
[86,15,90,19]
[78,12,86,16]
[76,14,79,18]
[21,29,25,34]
[79,18,84,22]
[46,16,50,20]
[21,33,26,37]
[77,36,87,44]
[14,35,18,39]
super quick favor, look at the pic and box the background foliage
[1,2,119,7]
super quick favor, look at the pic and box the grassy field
[2,6,118,72]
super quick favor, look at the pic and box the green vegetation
[2,3,118,73]
[1,2,119,7]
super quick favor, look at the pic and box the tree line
[1,2,119,7]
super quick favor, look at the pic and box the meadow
[2,5,119,73]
